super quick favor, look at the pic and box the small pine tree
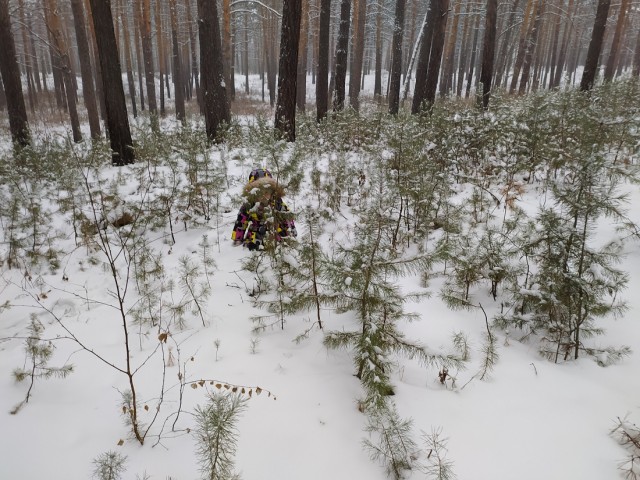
[11,315,73,413]
[92,451,128,480]
[363,404,417,480]
[495,154,632,364]
[193,392,248,480]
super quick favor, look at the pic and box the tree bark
[348,0,366,110]
[633,26,640,77]
[169,0,185,121]
[198,0,230,141]
[71,0,101,138]
[603,0,629,82]
[412,0,449,113]
[88,0,135,164]
[388,0,406,114]
[0,0,30,148]
[316,0,331,120]
[580,0,610,91]
[155,0,166,115]
[333,0,351,111]
[223,0,234,100]
[296,0,309,111]
[118,0,138,117]
[479,0,498,108]
[373,0,382,99]
[45,0,82,142]
[509,0,536,93]
[139,0,157,115]
[275,0,302,141]
[518,0,545,94]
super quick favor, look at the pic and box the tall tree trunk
[333,0,351,111]
[551,0,574,88]
[275,0,302,141]
[509,0,536,93]
[440,0,462,97]
[18,0,37,113]
[297,0,309,111]
[388,0,406,114]
[580,0,610,91]
[316,0,331,120]
[140,0,157,115]
[223,0,234,100]
[155,0,166,115]
[198,0,230,141]
[412,0,437,112]
[244,13,250,94]
[119,0,138,117]
[88,0,135,165]
[83,0,108,132]
[133,0,146,110]
[479,0,498,108]
[494,0,521,89]
[633,26,640,77]
[412,0,449,113]
[71,0,101,138]
[0,0,30,148]
[185,0,199,104]
[373,0,382,98]
[46,0,82,142]
[603,0,629,82]
[169,0,185,121]
[465,12,480,98]
[348,0,366,110]
[518,0,545,94]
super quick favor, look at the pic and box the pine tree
[193,392,247,480]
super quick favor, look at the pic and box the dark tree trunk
[275,0,302,141]
[119,0,138,117]
[465,13,480,98]
[316,0,331,120]
[71,0,101,138]
[388,0,406,114]
[518,0,545,94]
[373,0,382,99]
[551,0,574,88]
[580,0,610,91]
[0,0,30,148]
[222,0,233,100]
[494,0,521,89]
[479,0,497,109]
[133,0,145,111]
[88,0,135,165]
[332,0,350,111]
[296,0,309,111]
[412,0,437,112]
[509,0,536,93]
[198,0,231,141]
[140,0,157,115]
[46,0,82,142]
[603,0,629,82]
[633,27,640,77]
[348,0,366,110]
[412,0,448,113]
[185,0,199,104]
[169,0,185,122]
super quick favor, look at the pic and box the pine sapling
[91,451,128,480]
[11,315,73,414]
[193,392,248,480]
